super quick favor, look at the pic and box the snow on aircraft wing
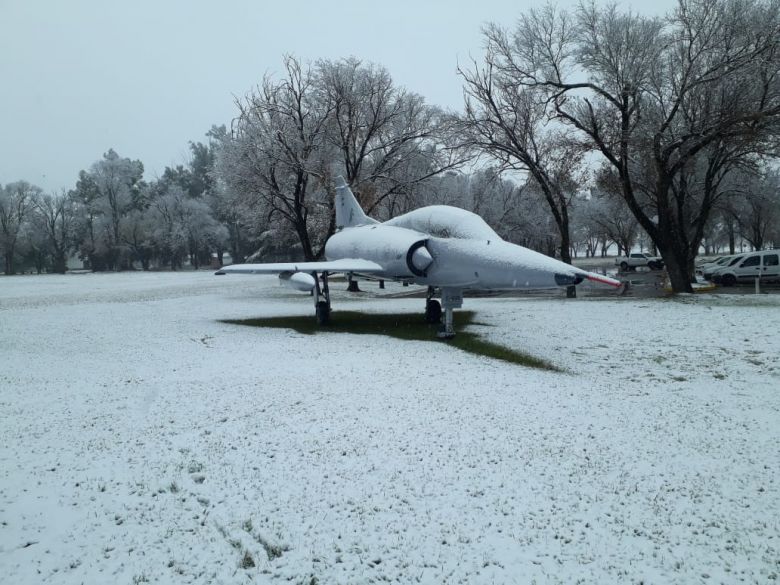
[215,258,385,275]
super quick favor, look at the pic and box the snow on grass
[1,272,778,584]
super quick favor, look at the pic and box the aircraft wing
[215,258,385,275]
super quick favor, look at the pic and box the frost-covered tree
[93,150,144,269]
[457,50,584,268]
[458,169,532,244]
[570,197,603,258]
[581,190,640,257]
[70,171,104,270]
[188,140,216,199]
[215,56,467,261]
[154,140,216,203]
[206,177,255,264]
[30,190,77,273]
[587,165,646,256]
[148,186,189,269]
[0,181,40,274]
[317,57,465,218]
[481,0,780,291]
[145,184,227,269]
[177,196,228,269]
[187,127,249,265]
[73,150,144,270]
[730,169,780,250]
[214,56,334,260]
[120,209,155,270]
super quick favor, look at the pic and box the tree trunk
[296,220,315,261]
[727,221,736,255]
[558,225,577,299]
[53,250,67,274]
[658,241,694,293]
[4,248,15,275]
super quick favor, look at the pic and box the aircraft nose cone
[411,246,434,272]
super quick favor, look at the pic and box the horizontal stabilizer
[216,258,385,275]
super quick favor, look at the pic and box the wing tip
[583,272,623,288]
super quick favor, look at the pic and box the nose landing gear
[425,287,442,324]
[427,287,462,339]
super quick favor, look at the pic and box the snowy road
[1,272,778,584]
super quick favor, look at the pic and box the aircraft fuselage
[325,221,583,291]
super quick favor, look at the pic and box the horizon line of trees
[2,0,779,292]
[2,151,776,277]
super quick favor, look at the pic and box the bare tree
[481,0,780,291]
[731,169,780,249]
[0,181,40,275]
[457,54,584,267]
[317,57,465,217]
[121,209,154,270]
[215,56,334,260]
[215,56,468,260]
[31,190,77,273]
[585,189,641,256]
[457,48,588,296]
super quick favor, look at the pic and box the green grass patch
[221,311,559,371]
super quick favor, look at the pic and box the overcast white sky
[1,0,675,192]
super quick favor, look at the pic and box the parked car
[711,250,780,286]
[696,255,727,270]
[615,253,664,272]
[709,254,746,282]
[699,255,737,280]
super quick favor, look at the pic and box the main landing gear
[312,271,331,325]
[310,278,462,339]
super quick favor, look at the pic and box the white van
[713,250,780,286]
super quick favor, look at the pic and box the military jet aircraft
[216,176,622,337]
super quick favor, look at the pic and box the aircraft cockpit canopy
[385,205,499,241]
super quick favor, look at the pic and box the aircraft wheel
[425,299,442,324]
[316,301,330,325]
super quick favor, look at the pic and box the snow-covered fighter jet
[216,176,622,337]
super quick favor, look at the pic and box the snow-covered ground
[1,272,778,584]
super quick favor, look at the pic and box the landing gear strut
[313,271,331,325]
[347,274,361,292]
[436,287,462,339]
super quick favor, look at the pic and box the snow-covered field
[1,272,778,584]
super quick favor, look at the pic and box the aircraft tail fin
[335,176,377,229]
